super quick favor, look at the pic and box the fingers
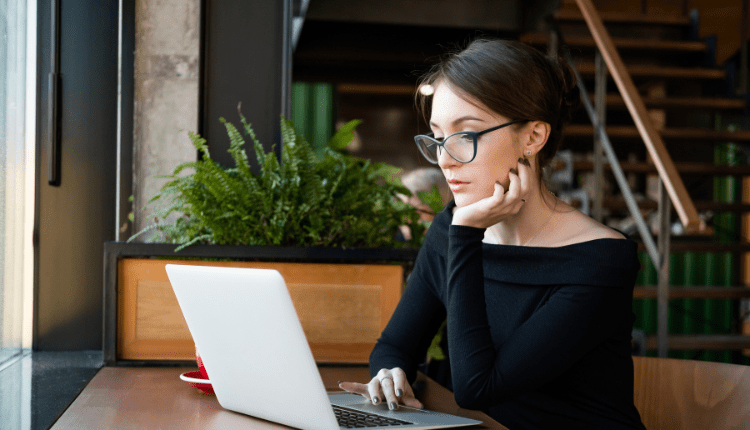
[340,369,424,410]
[391,369,407,399]
[493,180,505,199]
[338,381,370,398]
[505,168,521,203]
[376,369,401,410]
[367,377,383,405]
[400,379,424,409]
[379,376,399,410]
[516,157,531,199]
[401,395,424,409]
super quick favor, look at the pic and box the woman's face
[429,82,523,208]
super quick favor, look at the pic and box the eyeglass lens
[416,132,475,163]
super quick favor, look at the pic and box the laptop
[165,264,482,430]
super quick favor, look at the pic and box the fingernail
[510,168,518,176]
[372,397,379,404]
[389,402,398,410]
[518,157,525,164]
[523,158,531,167]
[495,181,501,186]
[396,389,403,397]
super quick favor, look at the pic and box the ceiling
[292,0,559,85]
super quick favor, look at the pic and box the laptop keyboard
[332,404,413,428]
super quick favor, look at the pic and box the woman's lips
[446,179,468,191]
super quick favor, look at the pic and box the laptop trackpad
[328,393,482,427]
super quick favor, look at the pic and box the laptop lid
[166,264,482,430]
[166,264,339,430]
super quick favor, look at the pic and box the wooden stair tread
[522,33,706,52]
[644,335,750,350]
[573,160,750,175]
[599,199,750,212]
[555,9,691,26]
[589,94,746,110]
[583,198,750,212]
[575,62,726,79]
[637,241,750,253]
[634,286,750,299]
[565,125,750,141]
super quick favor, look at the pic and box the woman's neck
[485,183,559,246]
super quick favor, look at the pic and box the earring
[525,150,532,156]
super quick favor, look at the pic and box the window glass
[0,0,27,367]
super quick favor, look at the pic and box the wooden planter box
[103,242,418,365]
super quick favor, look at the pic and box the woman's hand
[452,157,531,228]
[338,367,423,410]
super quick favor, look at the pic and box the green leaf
[129,105,425,251]
[326,119,362,151]
[417,185,445,215]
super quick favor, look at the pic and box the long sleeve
[446,225,634,410]
[369,241,447,383]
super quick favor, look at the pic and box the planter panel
[118,258,403,363]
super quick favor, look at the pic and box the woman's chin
[453,194,482,208]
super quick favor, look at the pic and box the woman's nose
[436,146,459,169]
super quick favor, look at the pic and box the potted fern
[104,108,443,365]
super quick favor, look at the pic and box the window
[0,0,33,368]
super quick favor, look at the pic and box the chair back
[633,356,750,429]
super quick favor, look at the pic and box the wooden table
[51,366,506,429]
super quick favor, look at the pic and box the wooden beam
[646,335,750,350]
[634,286,750,299]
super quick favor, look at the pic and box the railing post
[657,178,671,357]
[548,26,559,57]
[593,50,606,222]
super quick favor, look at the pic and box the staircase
[521,0,750,362]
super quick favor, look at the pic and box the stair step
[590,94,746,110]
[565,125,750,141]
[645,335,750,350]
[555,9,691,26]
[598,199,750,213]
[573,160,750,176]
[575,63,726,80]
[634,286,750,299]
[522,33,706,52]
[637,242,750,253]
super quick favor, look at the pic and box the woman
[339,39,646,429]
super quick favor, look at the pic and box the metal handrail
[549,0,699,358]
[573,0,706,234]
[558,47,661,269]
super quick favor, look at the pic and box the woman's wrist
[452,209,488,229]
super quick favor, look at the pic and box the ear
[522,121,551,157]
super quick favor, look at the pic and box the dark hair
[416,38,580,171]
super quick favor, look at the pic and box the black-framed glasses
[414,119,528,164]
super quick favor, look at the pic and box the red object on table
[180,371,215,395]
[195,347,209,380]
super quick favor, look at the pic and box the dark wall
[35,0,118,350]
[201,0,292,168]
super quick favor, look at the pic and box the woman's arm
[369,250,447,384]
[446,225,632,410]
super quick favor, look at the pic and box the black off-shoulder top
[369,200,646,430]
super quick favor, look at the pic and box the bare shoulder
[552,208,626,246]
